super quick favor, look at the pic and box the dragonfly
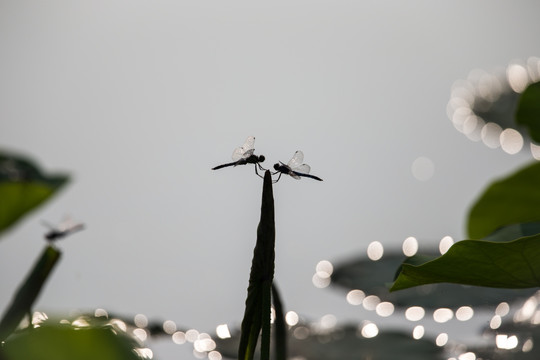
[272,150,323,183]
[42,218,85,242]
[212,136,266,177]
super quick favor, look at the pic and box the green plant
[392,81,540,291]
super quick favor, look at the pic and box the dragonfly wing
[232,147,244,161]
[294,164,311,174]
[231,136,256,161]
[242,136,256,151]
[40,220,55,230]
[287,150,304,169]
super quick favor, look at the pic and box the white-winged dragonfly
[42,218,85,242]
[272,150,323,183]
[212,136,266,177]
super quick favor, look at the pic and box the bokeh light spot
[293,326,310,340]
[346,289,365,306]
[134,314,148,328]
[507,63,529,92]
[360,322,378,338]
[375,302,395,317]
[134,348,153,359]
[208,351,222,360]
[433,308,453,323]
[412,325,424,339]
[496,334,518,350]
[163,320,177,334]
[320,314,337,330]
[312,273,331,288]
[411,156,434,181]
[458,352,476,360]
[522,338,534,352]
[363,295,381,311]
[481,123,502,149]
[436,333,448,346]
[500,128,523,154]
[531,143,540,160]
[439,236,454,255]
[133,328,148,342]
[402,237,418,257]
[367,241,384,261]
[490,315,502,329]
[285,311,299,326]
[185,329,200,343]
[216,324,231,339]
[94,308,108,318]
[172,331,186,344]
[456,306,474,321]
[405,306,425,321]
[194,334,216,352]
[315,260,333,279]
[515,296,538,322]
[496,302,510,316]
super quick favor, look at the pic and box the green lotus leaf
[2,316,144,360]
[0,151,69,237]
[467,161,540,239]
[391,224,540,291]
[516,81,540,143]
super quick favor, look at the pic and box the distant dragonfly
[272,151,323,183]
[42,218,85,242]
[212,136,266,177]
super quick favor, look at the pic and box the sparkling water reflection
[448,58,540,157]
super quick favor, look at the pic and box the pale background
[1,1,539,359]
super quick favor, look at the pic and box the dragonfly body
[212,136,266,176]
[43,221,85,241]
[212,153,265,170]
[272,151,322,182]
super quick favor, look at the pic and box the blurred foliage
[271,285,286,360]
[471,321,540,360]
[467,161,540,239]
[238,171,275,360]
[0,151,68,238]
[2,75,539,360]
[516,82,540,143]
[391,223,540,291]
[332,251,535,309]
[1,315,144,360]
[0,246,61,341]
[473,85,522,131]
[216,324,443,360]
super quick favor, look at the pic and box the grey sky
[1,1,539,358]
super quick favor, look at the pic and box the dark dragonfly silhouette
[212,136,266,177]
[272,151,323,183]
[42,219,85,242]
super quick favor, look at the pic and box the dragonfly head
[273,163,280,170]
[258,155,265,163]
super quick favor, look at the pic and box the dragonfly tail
[295,172,323,181]
[212,162,237,170]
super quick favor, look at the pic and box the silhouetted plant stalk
[0,246,61,341]
[238,170,286,360]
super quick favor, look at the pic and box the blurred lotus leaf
[331,250,535,310]
[472,82,522,131]
[470,316,540,359]
[1,315,145,360]
[391,223,540,291]
[214,323,443,360]
[467,161,540,239]
[516,81,540,143]
[0,151,69,237]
